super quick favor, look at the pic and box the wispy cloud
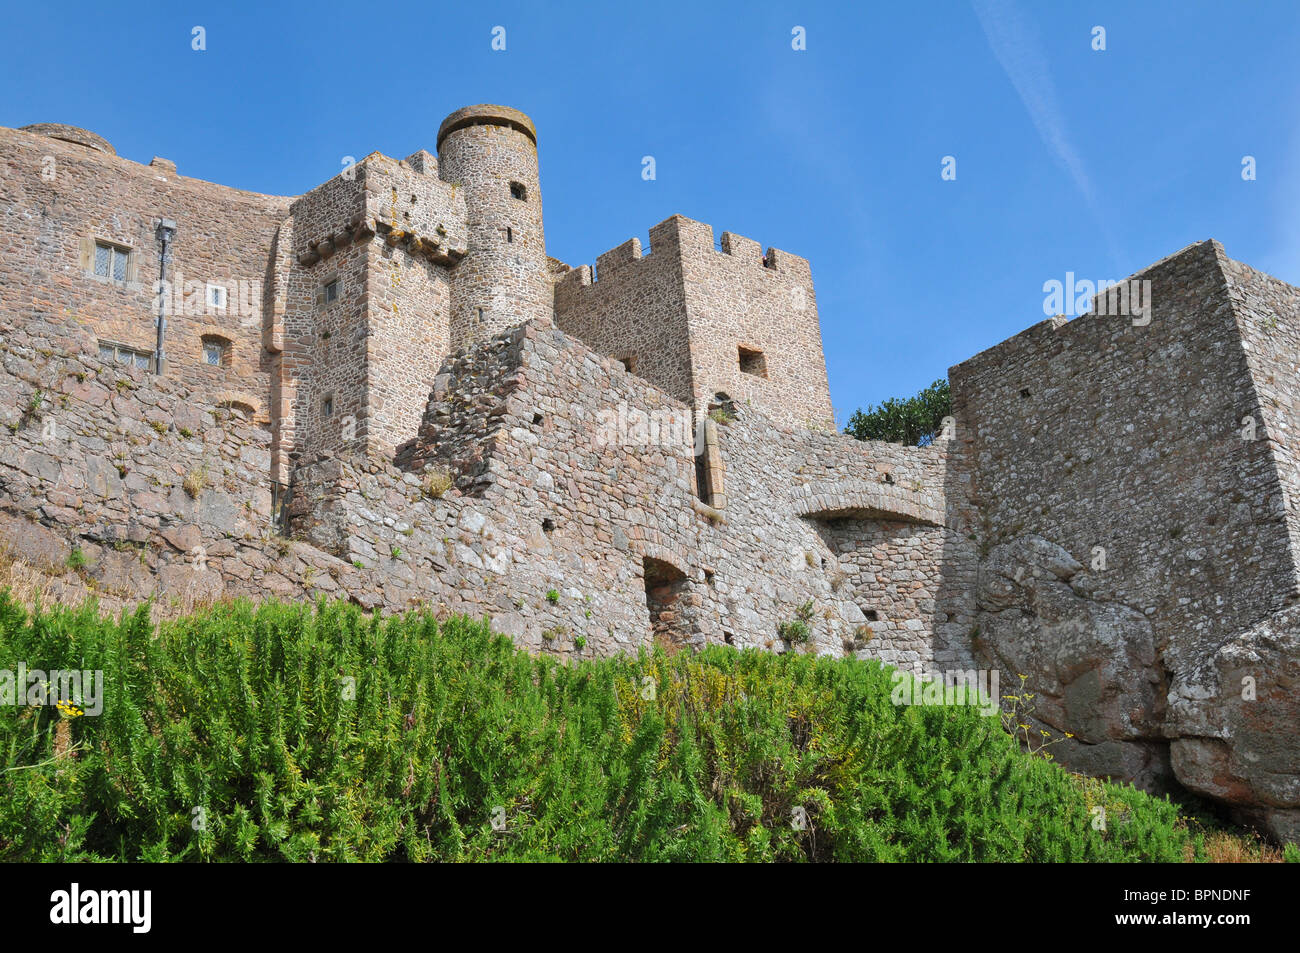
[971,0,1121,267]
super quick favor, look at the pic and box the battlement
[559,215,813,289]
[289,154,468,268]
[553,213,830,430]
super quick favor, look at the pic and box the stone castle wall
[0,125,289,422]
[0,306,962,673]
[553,218,697,409]
[4,109,1300,840]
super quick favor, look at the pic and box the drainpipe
[154,218,177,374]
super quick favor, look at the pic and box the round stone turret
[20,124,116,155]
[437,105,550,346]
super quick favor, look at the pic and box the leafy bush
[0,595,1217,861]
[845,378,951,446]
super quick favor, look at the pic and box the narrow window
[506,227,513,243]
[322,395,334,418]
[694,415,725,510]
[738,346,767,379]
[509,181,527,201]
[206,283,227,311]
[694,451,712,506]
[324,279,340,304]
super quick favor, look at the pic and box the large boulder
[975,536,1164,785]
[1167,606,1300,842]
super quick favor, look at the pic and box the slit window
[738,346,767,379]
[322,395,334,418]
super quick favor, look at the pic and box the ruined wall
[0,124,289,421]
[320,321,961,665]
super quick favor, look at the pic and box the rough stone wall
[553,219,695,407]
[678,220,834,430]
[368,321,961,666]
[949,240,1300,833]
[952,240,1295,676]
[0,124,289,422]
[1221,253,1300,577]
[819,519,955,667]
[280,155,467,463]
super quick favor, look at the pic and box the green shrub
[0,595,1214,862]
[777,618,810,644]
[845,378,951,446]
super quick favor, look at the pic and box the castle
[1,106,1298,841]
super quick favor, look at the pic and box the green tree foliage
[0,595,1210,861]
[845,378,951,446]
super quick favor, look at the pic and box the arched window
[201,334,232,368]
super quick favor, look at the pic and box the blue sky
[4,1,1298,425]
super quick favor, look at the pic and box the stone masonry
[1,106,1298,841]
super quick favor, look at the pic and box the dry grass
[0,547,223,625]
[1189,829,1285,863]
[422,467,453,499]
[182,463,210,499]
